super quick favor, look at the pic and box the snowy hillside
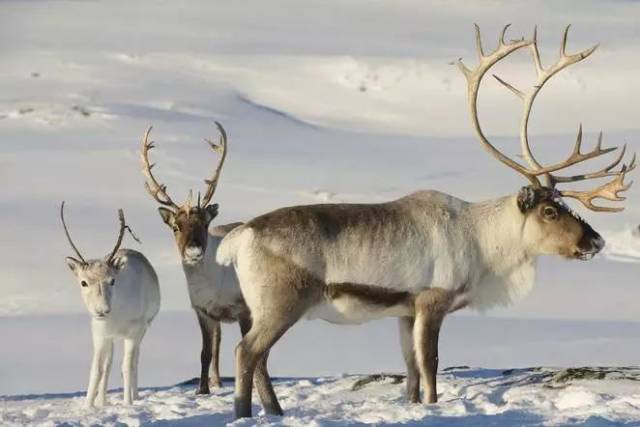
[4,367,640,426]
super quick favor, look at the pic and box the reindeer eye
[81,281,88,288]
[543,206,558,220]
[109,279,115,287]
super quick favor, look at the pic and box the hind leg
[238,313,283,416]
[233,239,324,418]
[413,288,453,404]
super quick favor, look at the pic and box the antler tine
[60,201,87,264]
[141,126,180,210]
[199,121,228,208]
[531,26,545,76]
[552,140,636,184]
[107,209,141,263]
[560,25,599,63]
[560,166,634,212]
[458,24,539,186]
[474,23,486,59]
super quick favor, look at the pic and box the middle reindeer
[140,122,283,414]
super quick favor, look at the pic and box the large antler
[457,25,538,186]
[199,121,228,208]
[60,201,87,264]
[141,127,180,210]
[459,24,635,212]
[107,209,141,263]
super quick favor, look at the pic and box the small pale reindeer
[61,202,160,407]
[217,26,636,418]
[141,122,281,412]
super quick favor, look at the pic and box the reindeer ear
[110,254,127,271]
[517,186,539,213]
[204,204,219,223]
[158,207,175,226]
[65,257,83,273]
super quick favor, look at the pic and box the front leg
[86,335,109,408]
[122,337,140,405]
[398,317,420,403]
[96,339,114,407]
[209,321,223,388]
[131,329,146,400]
[195,310,214,395]
[413,288,453,404]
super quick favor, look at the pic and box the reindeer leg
[238,313,283,416]
[96,339,113,407]
[86,335,109,408]
[195,311,213,395]
[398,316,420,403]
[413,288,453,404]
[209,321,223,388]
[132,329,145,400]
[122,337,138,405]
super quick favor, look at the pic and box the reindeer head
[458,25,634,260]
[141,122,227,265]
[61,202,139,319]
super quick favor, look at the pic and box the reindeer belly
[305,283,414,324]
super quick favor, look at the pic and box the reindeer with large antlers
[141,122,282,413]
[61,203,160,407]
[216,25,635,418]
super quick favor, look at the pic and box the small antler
[199,121,228,208]
[141,127,180,210]
[60,201,87,264]
[140,122,229,211]
[107,209,141,263]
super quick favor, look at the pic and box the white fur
[216,225,244,267]
[183,225,245,320]
[67,249,160,407]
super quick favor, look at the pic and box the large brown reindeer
[141,123,281,413]
[217,26,635,418]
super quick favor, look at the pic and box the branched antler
[459,24,635,211]
[140,122,228,211]
[141,127,180,210]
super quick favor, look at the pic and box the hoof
[209,379,223,389]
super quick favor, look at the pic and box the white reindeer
[61,202,160,407]
[217,26,636,418]
[140,123,282,414]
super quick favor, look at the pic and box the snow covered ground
[3,0,640,425]
[5,367,640,426]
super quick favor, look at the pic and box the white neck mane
[465,195,537,310]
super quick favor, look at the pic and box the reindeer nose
[95,308,110,318]
[591,235,605,253]
[185,246,203,258]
